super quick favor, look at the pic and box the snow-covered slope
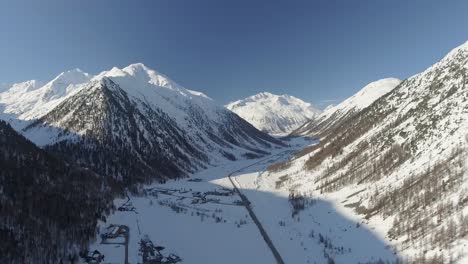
[0,63,283,183]
[267,41,468,262]
[226,92,321,135]
[0,69,91,121]
[293,78,401,137]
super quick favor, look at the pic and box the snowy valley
[1,41,468,264]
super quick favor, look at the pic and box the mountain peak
[121,63,154,77]
[94,63,184,93]
[123,62,149,72]
[41,69,92,100]
[0,69,92,121]
[49,68,91,86]
[255,92,274,98]
[443,40,468,59]
[226,92,321,135]
[293,77,401,137]
[63,68,85,74]
[339,77,401,111]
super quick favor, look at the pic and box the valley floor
[83,137,397,264]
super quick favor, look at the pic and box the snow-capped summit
[327,78,401,113]
[2,80,42,94]
[39,68,91,102]
[95,63,181,91]
[0,69,91,121]
[0,63,283,183]
[294,77,401,137]
[226,92,321,135]
[92,63,219,128]
[94,63,211,100]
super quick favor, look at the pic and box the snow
[0,64,277,163]
[0,63,216,129]
[231,159,398,264]
[320,78,401,119]
[86,157,281,264]
[4,42,468,263]
[0,69,91,121]
[295,78,401,137]
[226,92,321,135]
[92,63,220,129]
[85,137,398,264]
[323,104,335,112]
[269,41,468,262]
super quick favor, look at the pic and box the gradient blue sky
[1,0,468,107]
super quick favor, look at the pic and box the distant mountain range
[226,92,321,135]
[3,40,468,264]
[0,63,283,184]
[0,63,284,263]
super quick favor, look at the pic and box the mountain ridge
[0,63,283,183]
[267,40,468,262]
[292,77,401,138]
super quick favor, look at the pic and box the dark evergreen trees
[0,120,114,263]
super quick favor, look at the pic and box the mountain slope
[267,42,468,262]
[226,92,321,135]
[0,120,113,263]
[6,64,283,184]
[0,69,91,122]
[293,78,401,138]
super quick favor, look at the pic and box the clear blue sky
[1,0,468,107]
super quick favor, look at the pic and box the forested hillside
[267,42,468,263]
[0,120,114,263]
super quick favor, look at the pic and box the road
[97,150,291,264]
[227,152,288,264]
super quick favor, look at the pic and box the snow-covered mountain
[0,69,90,121]
[226,92,321,135]
[266,41,468,262]
[0,63,283,183]
[293,78,401,137]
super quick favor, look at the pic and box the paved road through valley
[227,152,287,264]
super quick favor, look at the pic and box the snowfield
[85,137,398,264]
[232,159,398,264]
